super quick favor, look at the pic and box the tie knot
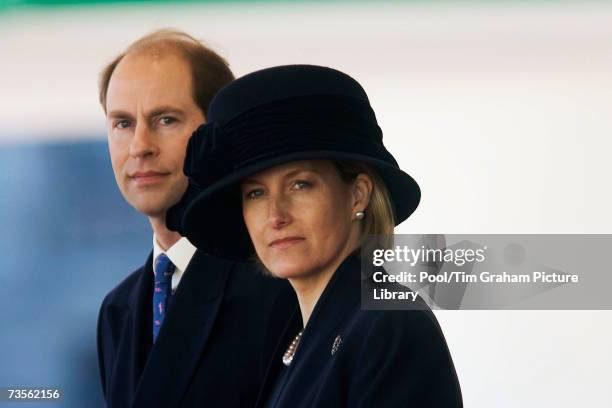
[154,253,176,281]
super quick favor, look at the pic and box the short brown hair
[98,28,234,115]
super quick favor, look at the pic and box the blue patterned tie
[153,253,175,343]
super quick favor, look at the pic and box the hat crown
[208,64,371,125]
[167,64,421,260]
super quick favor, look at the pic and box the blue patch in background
[0,139,150,407]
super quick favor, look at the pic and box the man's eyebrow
[147,106,185,118]
[106,106,185,120]
[106,110,133,119]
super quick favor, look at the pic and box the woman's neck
[289,266,337,327]
[288,245,358,327]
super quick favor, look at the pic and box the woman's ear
[351,173,373,214]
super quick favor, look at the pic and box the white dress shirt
[153,235,197,293]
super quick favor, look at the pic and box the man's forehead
[118,48,189,71]
[110,52,191,88]
[105,52,195,113]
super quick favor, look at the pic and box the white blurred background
[1,1,611,406]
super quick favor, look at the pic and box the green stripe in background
[1,0,458,15]
[0,0,592,11]
[0,0,384,14]
[4,0,253,4]
[0,0,290,13]
[0,0,596,18]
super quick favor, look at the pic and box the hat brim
[180,150,420,260]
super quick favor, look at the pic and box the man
[97,29,295,407]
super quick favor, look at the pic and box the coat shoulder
[341,308,462,407]
[342,307,452,367]
[100,262,148,309]
[350,308,445,342]
[228,261,295,301]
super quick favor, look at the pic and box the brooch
[331,335,342,356]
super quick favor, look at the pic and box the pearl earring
[355,211,365,220]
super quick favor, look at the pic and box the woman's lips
[268,237,305,249]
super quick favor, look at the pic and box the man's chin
[129,199,170,219]
[124,187,186,222]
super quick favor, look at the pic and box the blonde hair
[333,160,395,251]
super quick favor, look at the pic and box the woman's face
[241,160,368,280]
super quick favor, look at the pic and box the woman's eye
[245,189,264,200]
[292,180,311,190]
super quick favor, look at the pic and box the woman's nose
[267,195,291,229]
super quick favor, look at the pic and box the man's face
[105,53,205,218]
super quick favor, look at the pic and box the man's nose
[268,194,291,229]
[129,123,157,158]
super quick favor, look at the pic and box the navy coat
[257,255,462,408]
[97,249,296,408]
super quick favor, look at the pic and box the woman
[168,65,462,407]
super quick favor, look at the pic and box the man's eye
[159,116,177,125]
[114,120,131,129]
[245,189,264,200]
[292,180,311,190]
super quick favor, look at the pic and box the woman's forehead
[242,160,335,184]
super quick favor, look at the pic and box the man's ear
[351,173,373,214]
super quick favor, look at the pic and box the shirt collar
[153,235,197,291]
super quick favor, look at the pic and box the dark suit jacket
[257,255,462,408]
[97,249,296,408]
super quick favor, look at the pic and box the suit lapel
[107,252,154,405]
[132,250,233,407]
[293,254,361,362]
[255,307,302,408]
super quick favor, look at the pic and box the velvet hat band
[184,94,397,189]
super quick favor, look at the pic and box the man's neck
[149,214,182,252]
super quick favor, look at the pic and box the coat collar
[255,254,362,407]
[117,251,154,400]
[303,253,361,328]
[255,306,302,408]
[119,250,234,407]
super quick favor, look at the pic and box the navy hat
[167,65,420,260]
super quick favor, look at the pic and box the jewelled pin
[331,335,342,355]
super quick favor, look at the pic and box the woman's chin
[265,260,313,281]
